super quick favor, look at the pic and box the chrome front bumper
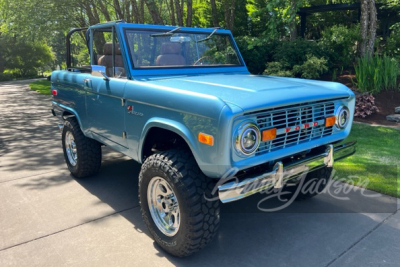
[218,142,356,203]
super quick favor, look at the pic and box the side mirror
[91,65,110,81]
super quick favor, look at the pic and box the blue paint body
[51,22,355,178]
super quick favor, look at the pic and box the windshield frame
[121,26,247,73]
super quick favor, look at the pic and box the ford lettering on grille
[247,100,337,155]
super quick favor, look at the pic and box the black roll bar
[66,27,88,68]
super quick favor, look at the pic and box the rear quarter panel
[51,70,90,132]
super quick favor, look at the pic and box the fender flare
[138,118,200,164]
[53,102,84,130]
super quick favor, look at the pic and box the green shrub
[238,35,351,79]
[273,39,326,68]
[263,62,294,77]
[263,55,328,79]
[354,54,399,93]
[236,36,279,74]
[384,23,400,61]
[0,73,15,82]
[319,25,359,68]
[292,55,329,79]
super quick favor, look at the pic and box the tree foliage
[0,0,399,78]
[1,36,54,76]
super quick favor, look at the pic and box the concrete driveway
[0,79,399,267]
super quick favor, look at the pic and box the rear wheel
[62,118,102,178]
[139,149,220,257]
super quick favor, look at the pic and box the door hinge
[121,98,126,106]
[122,131,127,139]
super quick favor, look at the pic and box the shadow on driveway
[59,150,398,267]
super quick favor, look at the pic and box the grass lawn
[29,80,51,95]
[334,123,400,198]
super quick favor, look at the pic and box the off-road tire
[284,166,333,201]
[139,149,220,257]
[62,117,102,178]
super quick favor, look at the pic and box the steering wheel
[193,56,216,66]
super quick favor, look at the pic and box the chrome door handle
[83,78,91,84]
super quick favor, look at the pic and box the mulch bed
[325,72,400,127]
[354,90,400,127]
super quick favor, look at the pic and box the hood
[143,74,353,112]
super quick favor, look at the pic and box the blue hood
[143,74,353,112]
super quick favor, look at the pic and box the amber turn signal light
[262,128,277,141]
[198,133,214,146]
[325,116,336,127]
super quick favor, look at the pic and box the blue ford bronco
[51,21,356,257]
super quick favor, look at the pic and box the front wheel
[139,149,220,257]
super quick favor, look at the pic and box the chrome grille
[252,101,336,155]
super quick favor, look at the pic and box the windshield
[124,30,242,68]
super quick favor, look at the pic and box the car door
[85,26,129,152]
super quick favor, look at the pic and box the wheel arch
[55,103,84,130]
[139,118,200,165]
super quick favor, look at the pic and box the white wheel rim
[65,131,78,166]
[147,176,180,237]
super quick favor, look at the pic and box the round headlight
[235,123,261,155]
[336,105,350,129]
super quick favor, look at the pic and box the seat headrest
[160,43,181,55]
[103,42,122,55]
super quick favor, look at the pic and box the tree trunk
[186,0,193,27]
[84,2,100,25]
[96,0,112,22]
[359,0,377,56]
[210,0,219,27]
[367,0,377,55]
[224,0,235,31]
[84,2,104,54]
[113,0,124,20]
[131,0,140,23]
[124,0,131,22]
[91,2,102,25]
[169,0,176,25]
[359,0,368,56]
[144,0,163,24]
[139,0,145,24]
[289,0,298,40]
[174,0,184,26]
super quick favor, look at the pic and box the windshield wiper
[150,27,181,37]
[196,28,219,43]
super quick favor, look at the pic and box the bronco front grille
[250,100,337,156]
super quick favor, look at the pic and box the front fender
[139,118,200,163]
